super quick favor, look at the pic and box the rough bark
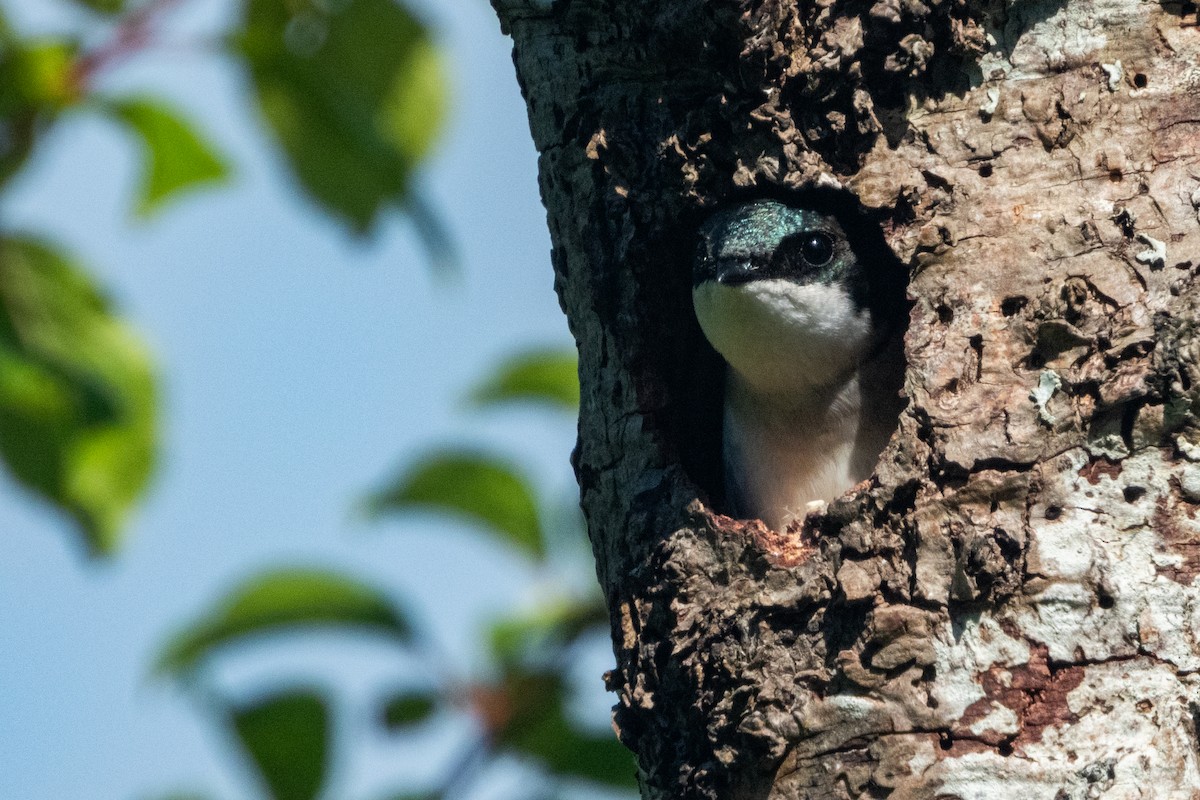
[490,0,1200,797]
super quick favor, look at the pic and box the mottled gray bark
[490,0,1200,797]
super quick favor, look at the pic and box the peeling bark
[491,0,1200,796]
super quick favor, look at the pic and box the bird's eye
[800,232,835,266]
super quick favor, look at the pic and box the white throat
[693,279,875,396]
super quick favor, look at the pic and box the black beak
[715,260,757,286]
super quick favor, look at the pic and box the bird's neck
[723,335,905,530]
[728,365,857,418]
[693,279,878,396]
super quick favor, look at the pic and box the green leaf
[0,37,80,186]
[67,0,125,13]
[488,598,607,669]
[1,38,78,108]
[380,690,437,730]
[101,96,230,217]
[468,348,579,411]
[230,689,330,800]
[367,450,544,559]
[495,672,637,789]
[0,236,157,555]
[234,0,448,233]
[0,103,36,188]
[155,568,413,676]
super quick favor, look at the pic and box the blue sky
[0,1,604,798]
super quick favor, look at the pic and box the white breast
[723,372,880,531]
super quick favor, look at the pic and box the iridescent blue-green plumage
[695,200,870,308]
[701,200,819,258]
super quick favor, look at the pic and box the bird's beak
[715,259,757,286]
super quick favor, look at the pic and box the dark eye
[800,232,835,266]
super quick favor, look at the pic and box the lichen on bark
[492,0,1200,796]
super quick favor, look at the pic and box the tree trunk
[490,0,1200,797]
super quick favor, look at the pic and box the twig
[437,735,490,800]
[70,0,187,90]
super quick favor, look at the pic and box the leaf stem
[406,190,460,281]
[70,0,188,90]
[437,735,489,800]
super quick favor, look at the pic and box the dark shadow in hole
[1001,295,1028,316]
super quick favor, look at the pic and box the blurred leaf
[68,0,125,13]
[3,38,78,107]
[102,96,230,217]
[230,689,329,800]
[0,35,80,185]
[380,690,437,730]
[488,598,606,669]
[495,672,636,789]
[0,103,37,188]
[367,450,544,559]
[234,0,447,234]
[469,348,579,411]
[0,236,157,555]
[156,568,413,676]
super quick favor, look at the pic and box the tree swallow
[693,198,906,531]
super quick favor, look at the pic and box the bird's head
[693,199,888,396]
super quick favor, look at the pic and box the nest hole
[666,187,912,526]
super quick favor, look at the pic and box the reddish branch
[69,0,186,91]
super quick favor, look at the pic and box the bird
[692,198,906,531]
